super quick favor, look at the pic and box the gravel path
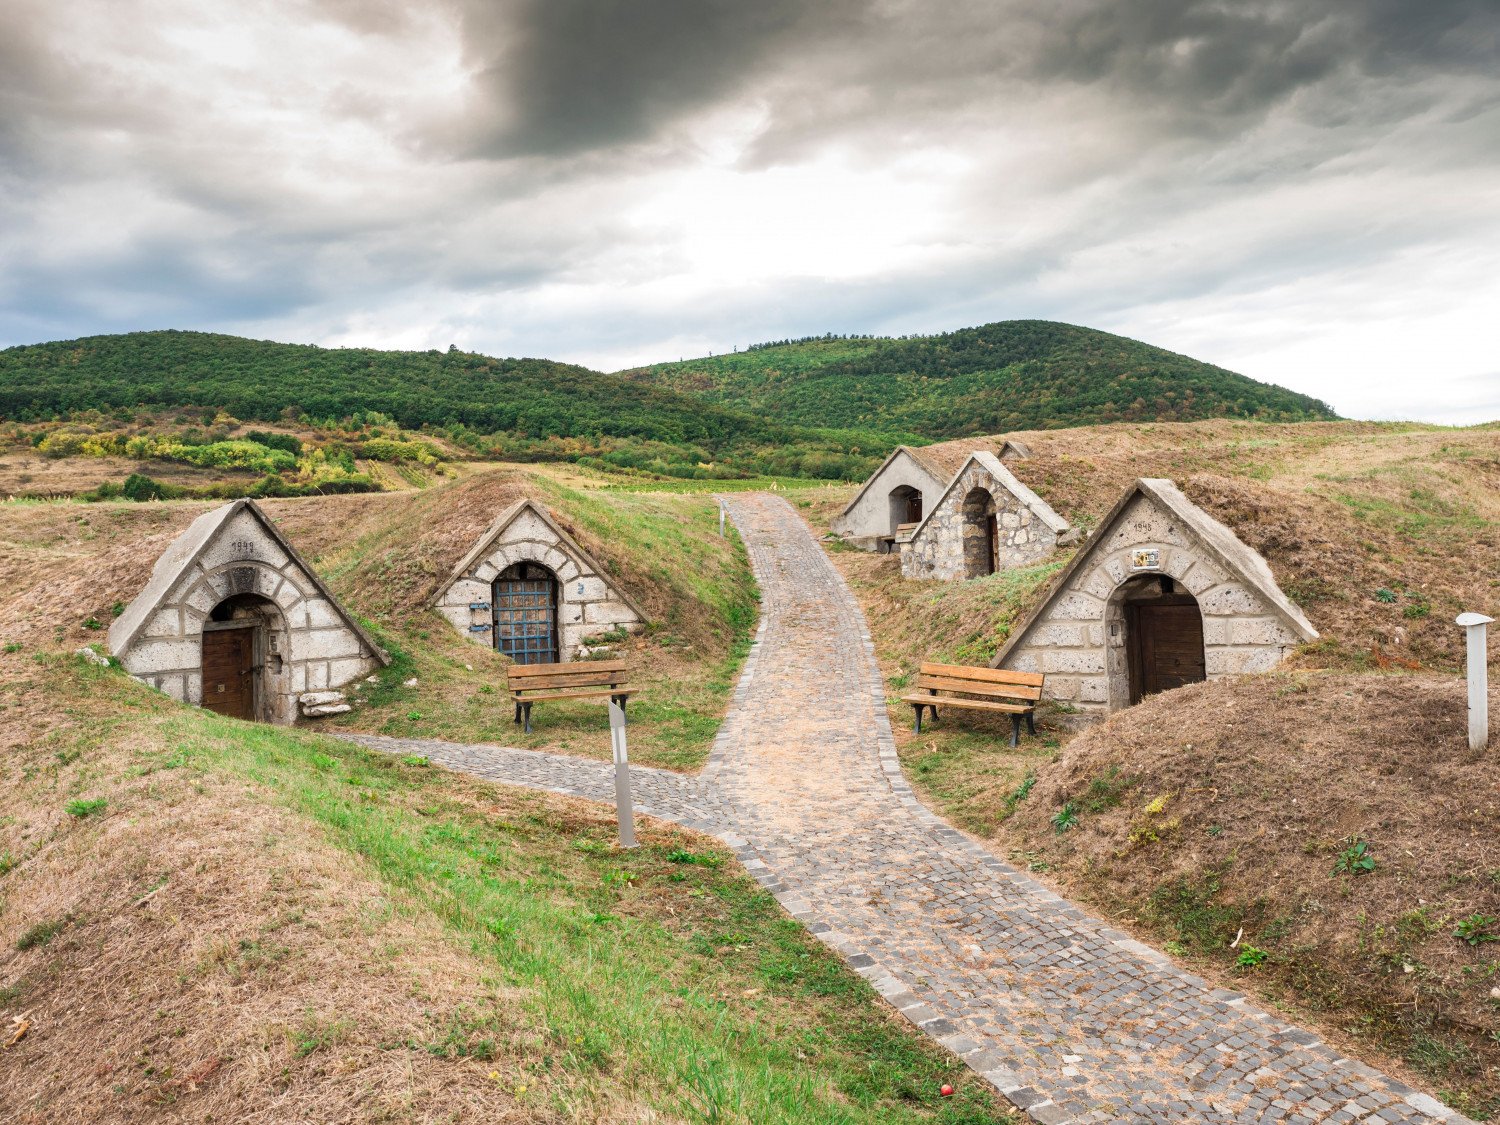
[344,493,1466,1125]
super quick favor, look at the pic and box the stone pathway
[343,493,1468,1125]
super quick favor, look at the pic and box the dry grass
[1003,672,1500,1118]
[0,654,1012,1124]
[0,684,548,1122]
[0,468,758,771]
[809,421,1500,1116]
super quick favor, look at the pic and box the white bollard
[608,699,638,847]
[1457,612,1493,751]
[719,502,727,538]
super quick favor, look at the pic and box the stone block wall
[113,505,384,723]
[901,461,1060,579]
[1002,494,1303,714]
[434,505,643,658]
[831,449,943,549]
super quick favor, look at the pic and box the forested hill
[0,330,891,479]
[616,320,1338,436]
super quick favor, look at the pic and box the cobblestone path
[345,493,1467,1125]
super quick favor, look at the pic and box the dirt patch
[1003,671,1500,1116]
[0,745,544,1123]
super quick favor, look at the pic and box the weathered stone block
[143,607,180,639]
[1078,676,1109,703]
[1029,623,1086,648]
[303,702,352,717]
[1200,584,1265,616]
[1048,593,1104,622]
[574,576,609,602]
[585,601,639,626]
[1041,649,1105,675]
[329,657,373,688]
[296,627,363,661]
[123,639,199,675]
[1229,617,1296,646]
[1043,675,1078,701]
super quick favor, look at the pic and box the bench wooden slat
[509,670,629,691]
[900,695,1032,715]
[515,686,636,703]
[914,674,1042,701]
[907,661,1045,745]
[504,659,638,733]
[918,662,1044,688]
[508,660,627,679]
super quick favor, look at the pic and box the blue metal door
[493,563,558,665]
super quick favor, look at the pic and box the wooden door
[985,514,999,575]
[1127,597,1206,703]
[202,627,256,720]
[905,492,923,524]
[493,569,558,665]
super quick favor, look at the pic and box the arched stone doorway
[493,561,560,665]
[888,485,923,534]
[1106,574,1206,708]
[200,591,288,722]
[961,487,998,578]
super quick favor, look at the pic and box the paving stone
[341,492,1459,1125]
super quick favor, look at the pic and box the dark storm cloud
[0,0,1496,421]
[458,0,865,157]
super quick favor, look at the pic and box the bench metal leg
[523,702,533,734]
[1026,711,1036,737]
[1010,714,1022,748]
[513,701,522,725]
[913,704,923,733]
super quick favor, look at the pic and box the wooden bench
[900,662,1045,747]
[508,660,634,734]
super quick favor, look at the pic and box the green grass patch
[16,918,67,951]
[66,670,1011,1123]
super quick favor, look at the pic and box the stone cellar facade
[108,499,388,724]
[992,478,1318,715]
[900,452,1072,580]
[433,498,644,663]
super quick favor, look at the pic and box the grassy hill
[0,330,886,481]
[0,469,1011,1122]
[812,418,1500,1115]
[618,321,1338,436]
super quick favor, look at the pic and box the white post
[1457,612,1493,751]
[719,502,727,538]
[608,700,637,847]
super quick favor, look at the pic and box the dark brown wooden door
[1127,598,1206,703]
[905,492,923,524]
[985,514,999,575]
[202,627,255,720]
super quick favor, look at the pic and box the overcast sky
[2,0,1497,423]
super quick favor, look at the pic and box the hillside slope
[811,417,1499,1116]
[0,657,1009,1123]
[0,331,883,481]
[619,321,1338,436]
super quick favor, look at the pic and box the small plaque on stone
[1131,548,1161,570]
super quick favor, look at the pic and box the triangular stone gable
[109,499,385,662]
[990,479,1317,712]
[835,446,947,521]
[838,438,1032,523]
[436,498,645,620]
[907,452,1068,545]
[434,499,647,659]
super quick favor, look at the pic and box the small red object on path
[940,1084,954,1097]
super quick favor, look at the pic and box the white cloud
[1,0,1497,424]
